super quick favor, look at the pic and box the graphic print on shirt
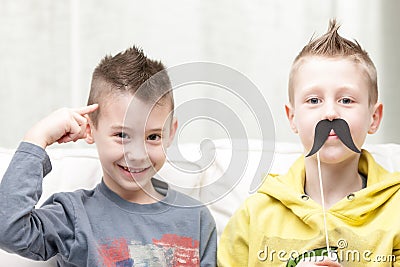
[98,234,200,267]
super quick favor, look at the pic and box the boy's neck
[304,154,363,209]
[103,178,165,204]
[125,185,165,204]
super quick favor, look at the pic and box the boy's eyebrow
[301,84,358,94]
[110,125,134,131]
[110,125,165,133]
[110,125,123,130]
[145,127,165,133]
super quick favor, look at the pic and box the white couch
[1,139,400,266]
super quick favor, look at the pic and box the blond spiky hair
[288,19,377,106]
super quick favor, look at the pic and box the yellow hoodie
[218,150,400,266]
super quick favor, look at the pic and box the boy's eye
[339,98,353,104]
[116,132,129,139]
[307,97,320,104]
[147,134,161,141]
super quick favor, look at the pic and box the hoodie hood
[258,149,400,226]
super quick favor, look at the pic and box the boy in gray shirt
[0,46,217,266]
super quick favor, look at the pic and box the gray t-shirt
[0,142,217,266]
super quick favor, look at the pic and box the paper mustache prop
[306,118,361,157]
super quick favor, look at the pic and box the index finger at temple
[73,104,99,116]
[72,112,88,126]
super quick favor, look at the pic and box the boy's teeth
[122,166,146,173]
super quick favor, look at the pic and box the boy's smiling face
[87,93,177,203]
[286,56,382,163]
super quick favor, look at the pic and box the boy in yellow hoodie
[218,19,400,266]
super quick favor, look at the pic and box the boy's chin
[126,168,156,184]
[309,146,359,164]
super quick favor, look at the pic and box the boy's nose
[323,104,340,121]
[124,142,148,162]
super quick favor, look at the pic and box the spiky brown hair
[87,46,173,127]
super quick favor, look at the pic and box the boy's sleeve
[217,202,250,267]
[199,207,217,267]
[0,142,76,261]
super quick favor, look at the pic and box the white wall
[1,0,399,149]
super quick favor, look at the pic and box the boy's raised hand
[23,104,98,149]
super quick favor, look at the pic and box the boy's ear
[285,103,298,133]
[84,118,95,144]
[368,102,383,134]
[166,117,178,147]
